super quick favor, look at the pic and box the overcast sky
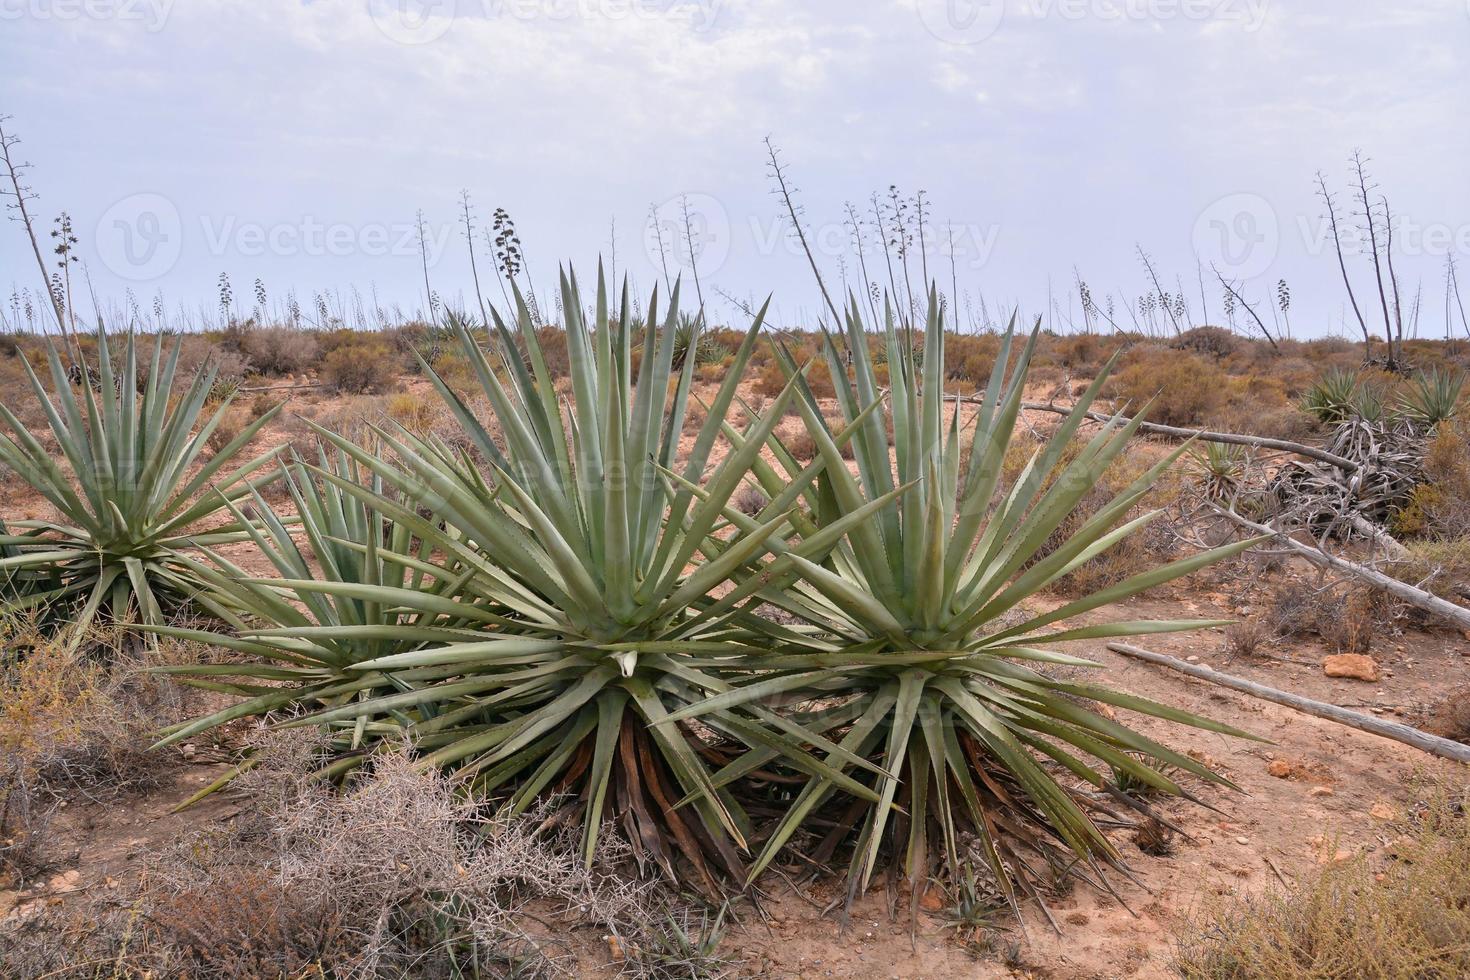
[2,0,1467,336]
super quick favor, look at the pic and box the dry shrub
[786,430,819,463]
[1028,442,1181,597]
[947,333,1002,387]
[1176,787,1470,978]
[0,735,715,978]
[753,357,787,398]
[1267,584,1393,654]
[1170,325,1237,358]
[1222,619,1265,659]
[386,390,439,436]
[733,482,768,517]
[1417,685,1470,743]
[235,325,320,377]
[1050,332,1111,375]
[534,326,571,379]
[1392,418,1470,540]
[1389,539,1470,602]
[1320,589,1382,655]
[147,870,354,978]
[1112,348,1224,427]
[204,406,247,455]
[322,341,399,395]
[0,625,201,886]
[428,348,483,398]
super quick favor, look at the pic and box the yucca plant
[205,269,879,892]
[1190,442,1249,501]
[1301,368,1363,425]
[0,330,283,645]
[1399,368,1464,429]
[0,517,66,620]
[673,293,1264,911]
[146,447,510,785]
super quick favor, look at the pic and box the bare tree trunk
[1351,151,1397,369]
[1208,504,1470,631]
[0,116,78,363]
[679,193,707,319]
[1316,170,1373,361]
[460,190,491,326]
[1137,245,1182,335]
[764,137,842,329]
[1382,196,1406,357]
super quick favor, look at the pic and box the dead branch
[1108,643,1470,764]
[1014,400,1359,471]
[764,137,843,329]
[1316,169,1373,360]
[1207,503,1470,632]
[1212,265,1279,352]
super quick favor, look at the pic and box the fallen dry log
[1018,400,1359,472]
[1108,642,1470,764]
[1208,504,1470,632]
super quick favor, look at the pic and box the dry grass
[0,731,731,978]
[1176,786,1470,978]
[0,623,202,887]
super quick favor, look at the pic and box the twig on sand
[1108,642,1470,765]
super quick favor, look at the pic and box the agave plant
[1399,367,1465,429]
[1301,368,1363,425]
[183,270,879,892]
[0,517,65,620]
[673,294,1263,911]
[1190,442,1249,501]
[146,447,511,782]
[0,330,283,645]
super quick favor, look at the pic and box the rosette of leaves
[185,269,879,893]
[670,292,1264,912]
[0,329,282,646]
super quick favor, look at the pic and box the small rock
[1322,654,1379,682]
[1370,802,1398,822]
[1309,786,1334,797]
[1235,836,1251,845]
[918,888,945,912]
[45,870,80,891]
[1186,655,1201,664]
[1267,759,1293,779]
